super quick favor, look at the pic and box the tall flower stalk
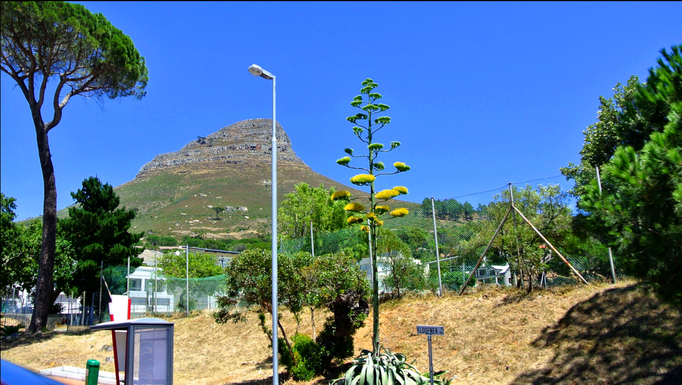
[332,79,410,353]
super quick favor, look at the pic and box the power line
[445,174,569,201]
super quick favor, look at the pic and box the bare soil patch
[2,279,680,384]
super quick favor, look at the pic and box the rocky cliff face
[135,119,306,178]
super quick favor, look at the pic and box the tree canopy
[214,249,369,378]
[1,1,148,332]
[278,183,348,239]
[60,176,144,307]
[158,251,223,279]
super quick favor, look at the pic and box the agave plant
[331,346,451,385]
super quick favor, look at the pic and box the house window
[478,269,487,277]
[130,279,142,292]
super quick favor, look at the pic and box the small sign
[416,325,444,335]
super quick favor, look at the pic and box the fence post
[186,245,190,317]
[596,166,617,284]
[98,261,103,323]
[127,257,130,295]
[430,197,443,296]
[310,221,315,257]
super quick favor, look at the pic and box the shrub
[279,333,323,381]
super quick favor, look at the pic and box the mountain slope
[114,119,384,239]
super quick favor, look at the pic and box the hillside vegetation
[2,279,680,384]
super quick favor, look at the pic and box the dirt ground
[2,279,681,385]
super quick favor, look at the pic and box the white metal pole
[248,65,278,383]
[186,245,190,317]
[596,167,617,284]
[154,255,158,314]
[430,197,443,296]
[127,257,130,294]
[271,75,279,384]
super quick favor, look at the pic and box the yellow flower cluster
[375,205,390,214]
[330,191,351,201]
[344,203,365,212]
[376,189,400,200]
[347,216,364,224]
[390,208,409,217]
[350,174,376,185]
[393,186,408,195]
[336,157,351,166]
[394,162,411,172]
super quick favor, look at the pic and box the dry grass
[2,279,681,385]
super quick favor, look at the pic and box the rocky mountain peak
[135,119,306,178]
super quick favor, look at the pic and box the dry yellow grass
[2,279,680,385]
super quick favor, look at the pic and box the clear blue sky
[2,1,680,221]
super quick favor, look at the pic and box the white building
[126,266,175,314]
[473,264,512,286]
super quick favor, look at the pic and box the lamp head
[248,64,274,79]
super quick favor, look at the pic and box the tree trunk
[310,306,316,340]
[27,121,58,333]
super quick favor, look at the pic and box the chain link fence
[2,177,628,329]
[280,177,626,295]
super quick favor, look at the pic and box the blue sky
[2,1,681,221]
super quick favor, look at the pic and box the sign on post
[416,325,444,385]
[416,325,444,335]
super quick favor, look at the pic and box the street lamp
[248,63,278,384]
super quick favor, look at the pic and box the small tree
[211,206,224,220]
[278,183,348,239]
[332,78,410,353]
[214,250,368,379]
[1,1,148,332]
[377,229,425,298]
[481,185,572,292]
[158,251,222,279]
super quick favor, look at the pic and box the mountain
[115,119,369,240]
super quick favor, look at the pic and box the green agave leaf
[367,367,375,385]
[394,369,405,385]
[345,365,358,384]
[379,365,388,385]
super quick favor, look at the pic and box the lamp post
[248,63,278,384]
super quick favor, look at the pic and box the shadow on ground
[226,360,351,385]
[513,284,682,385]
[0,330,57,350]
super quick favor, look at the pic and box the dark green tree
[1,1,148,332]
[462,201,475,221]
[211,206,224,220]
[60,177,144,310]
[581,45,682,306]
